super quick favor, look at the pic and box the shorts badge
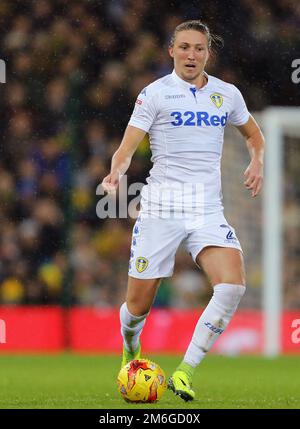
[136,257,149,273]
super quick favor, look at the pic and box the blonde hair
[169,20,223,53]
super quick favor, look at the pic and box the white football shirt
[128,70,250,216]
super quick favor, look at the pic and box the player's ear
[206,49,211,63]
[168,47,174,58]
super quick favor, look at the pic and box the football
[117,359,167,403]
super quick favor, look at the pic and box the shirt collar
[171,69,209,92]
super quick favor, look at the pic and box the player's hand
[243,159,263,197]
[101,171,120,195]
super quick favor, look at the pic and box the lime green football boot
[121,342,141,369]
[167,370,195,402]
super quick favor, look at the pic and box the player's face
[169,30,210,84]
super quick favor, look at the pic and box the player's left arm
[236,114,265,197]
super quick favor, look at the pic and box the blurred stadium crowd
[0,0,299,307]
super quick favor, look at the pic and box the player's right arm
[101,125,146,194]
[102,82,157,193]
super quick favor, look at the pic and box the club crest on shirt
[210,93,223,108]
[136,257,149,273]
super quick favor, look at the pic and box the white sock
[120,302,148,352]
[183,283,246,367]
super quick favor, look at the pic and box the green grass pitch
[0,354,299,409]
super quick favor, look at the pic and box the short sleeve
[228,86,250,126]
[128,87,158,133]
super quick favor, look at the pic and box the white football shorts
[128,212,242,279]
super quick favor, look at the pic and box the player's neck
[190,72,208,89]
[175,69,208,89]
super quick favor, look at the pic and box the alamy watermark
[96,175,205,220]
[291,59,300,84]
[0,319,6,344]
[0,59,6,83]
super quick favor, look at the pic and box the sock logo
[204,321,224,335]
